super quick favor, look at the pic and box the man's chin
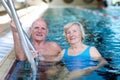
[36,39,44,41]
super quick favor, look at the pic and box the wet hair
[63,22,85,41]
[31,18,48,28]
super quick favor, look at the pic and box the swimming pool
[44,7,120,80]
[7,7,120,80]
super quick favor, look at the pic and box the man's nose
[38,28,42,32]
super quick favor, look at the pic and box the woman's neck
[70,42,84,49]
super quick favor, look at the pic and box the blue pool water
[8,7,120,80]
[43,7,120,80]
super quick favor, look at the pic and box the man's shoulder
[47,42,62,51]
[47,42,59,46]
[48,41,57,44]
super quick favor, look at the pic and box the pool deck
[0,51,15,80]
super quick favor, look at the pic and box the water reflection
[43,8,120,80]
[7,7,120,80]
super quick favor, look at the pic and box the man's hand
[31,51,45,61]
[10,19,18,32]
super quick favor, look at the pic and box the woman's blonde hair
[63,22,85,41]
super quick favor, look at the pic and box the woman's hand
[62,69,86,80]
[83,66,97,75]
[62,67,97,80]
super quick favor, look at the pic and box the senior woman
[55,22,107,80]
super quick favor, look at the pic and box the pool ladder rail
[1,0,44,79]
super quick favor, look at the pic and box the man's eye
[41,27,46,30]
[34,27,39,29]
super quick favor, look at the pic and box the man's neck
[32,40,46,47]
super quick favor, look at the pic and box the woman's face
[65,25,82,44]
[30,20,48,41]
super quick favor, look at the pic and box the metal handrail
[1,0,44,79]
[1,0,36,52]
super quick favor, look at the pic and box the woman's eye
[66,32,70,34]
[73,30,77,32]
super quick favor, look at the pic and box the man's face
[30,20,48,41]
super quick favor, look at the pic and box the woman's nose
[69,32,73,36]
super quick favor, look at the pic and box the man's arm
[10,20,27,61]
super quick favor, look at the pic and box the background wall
[0,0,98,12]
[47,0,97,7]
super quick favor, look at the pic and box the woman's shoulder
[83,44,92,49]
[85,45,96,50]
[89,46,97,50]
[89,46,102,58]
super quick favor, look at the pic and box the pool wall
[49,0,98,7]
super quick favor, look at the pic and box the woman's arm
[90,46,107,70]
[80,47,107,75]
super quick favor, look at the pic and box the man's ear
[29,27,32,33]
[47,29,49,35]
[28,27,32,37]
